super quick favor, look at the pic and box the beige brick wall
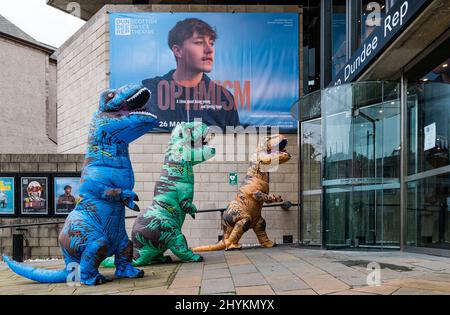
[127,133,299,247]
[57,4,301,248]
[56,8,109,154]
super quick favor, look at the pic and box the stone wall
[0,154,83,259]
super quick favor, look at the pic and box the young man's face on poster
[173,32,215,74]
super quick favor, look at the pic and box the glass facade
[331,0,347,78]
[322,81,401,248]
[303,3,321,94]
[406,57,450,250]
[301,118,322,245]
[297,0,449,255]
[357,0,386,46]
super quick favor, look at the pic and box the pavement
[1,245,450,295]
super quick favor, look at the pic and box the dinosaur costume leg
[153,253,173,263]
[253,217,276,248]
[114,237,144,278]
[226,216,252,250]
[79,238,111,285]
[169,234,203,262]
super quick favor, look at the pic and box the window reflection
[332,0,347,78]
[358,0,386,46]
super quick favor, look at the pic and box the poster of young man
[110,12,299,133]
[21,177,48,215]
[54,177,81,215]
[0,177,15,215]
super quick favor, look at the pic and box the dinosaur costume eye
[107,92,115,99]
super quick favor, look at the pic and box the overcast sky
[0,0,85,47]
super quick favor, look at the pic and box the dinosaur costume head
[254,134,291,171]
[167,121,216,165]
[95,84,158,144]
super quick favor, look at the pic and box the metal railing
[0,201,296,229]
[0,201,298,262]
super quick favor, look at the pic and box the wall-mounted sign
[54,176,81,215]
[21,177,48,215]
[0,177,15,215]
[229,173,238,186]
[424,122,436,151]
[331,0,430,86]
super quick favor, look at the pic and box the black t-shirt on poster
[142,69,241,132]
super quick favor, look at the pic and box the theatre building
[1,0,449,260]
[293,0,450,256]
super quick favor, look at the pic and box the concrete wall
[0,154,84,259]
[56,4,301,248]
[0,37,57,154]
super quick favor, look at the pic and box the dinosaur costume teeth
[3,84,158,285]
[193,134,291,252]
[101,121,216,267]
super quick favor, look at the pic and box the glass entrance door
[323,82,401,249]
[301,118,322,245]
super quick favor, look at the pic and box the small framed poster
[54,176,81,215]
[0,176,16,215]
[21,176,48,215]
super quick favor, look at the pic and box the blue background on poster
[109,12,299,131]
[0,177,14,214]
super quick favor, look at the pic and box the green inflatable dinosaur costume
[102,121,215,267]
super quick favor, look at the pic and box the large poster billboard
[109,12,299,132]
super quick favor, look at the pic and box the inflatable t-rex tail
[191,240,226,252]
[2,255,68,283]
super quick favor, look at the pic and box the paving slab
[275,289,318,295]
[328,290,375,295]
[392,287,450,295]
[384,278,450,293]
[203,268,231,279]
[169,275,202,289]
[256,265,293,276]
[232,272,268,287]
[204,263,228,270]
[201,277,235,294]
[298,274,350,295]
[131,286,168,295]
[351,285,400,295]
[235,285,275,295]
[166,287,200,295]
[264,274,310,292]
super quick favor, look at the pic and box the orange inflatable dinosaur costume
[193,134,291,252]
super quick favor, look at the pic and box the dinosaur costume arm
[252,191,282,203]
[178,180,198,218]
[181,200,197,218]
[83,181,140,211]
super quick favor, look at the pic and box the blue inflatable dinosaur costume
[3,84,158,285]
